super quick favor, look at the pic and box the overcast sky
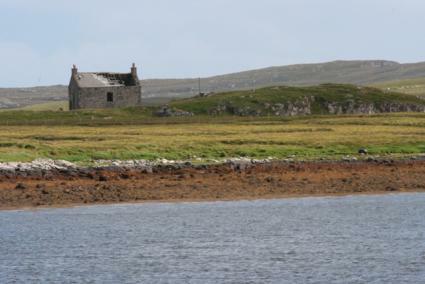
[1,0,424,87]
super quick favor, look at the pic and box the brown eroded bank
[1,159,425,210]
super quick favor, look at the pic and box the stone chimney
[131,63,138,77]
[72,64,78,76]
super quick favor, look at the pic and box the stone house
[68,64,142,110]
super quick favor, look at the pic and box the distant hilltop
[2,60,425,109]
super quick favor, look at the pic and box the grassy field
[0,84,424,163]
[18,101,69,111]
[372,77,425,98]
[0,111,424,163]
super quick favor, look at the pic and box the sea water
[1,193,425,283]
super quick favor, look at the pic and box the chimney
[131,63,137,77]
[72,64,78,76]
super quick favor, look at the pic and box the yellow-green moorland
[0,109,424,163]
[372,77,425,98]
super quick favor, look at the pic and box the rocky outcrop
[155,106,194,117]
[0,159,77,174]
[326,101,376,115]
[0,158,275,177]
[3,155,424,180]
[376,103,425,113]
[326,101,425,115]
[206,96,425,117]
[209,104,229,115]
[267,96,312,116]
[208,97,313,116]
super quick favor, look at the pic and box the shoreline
[2,191,424,212]
[1,158,425,210]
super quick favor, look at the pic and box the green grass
[0,107,157,126]
[0,112,424,163]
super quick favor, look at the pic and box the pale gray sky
[1,0,424,87]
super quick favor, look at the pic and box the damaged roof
[75,72,137,88]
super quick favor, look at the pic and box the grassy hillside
[143,60,425,98]
[4,60,425,109]
[371,77,425,98]
[170,84,425,115]
[0,84,423,126]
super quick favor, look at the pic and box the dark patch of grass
[32,136,85,141]
[0,142,16,148]
[220,140,300,146]
[0,142,36,149]
[251,128,333,134]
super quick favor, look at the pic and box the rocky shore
[1,157,425,209]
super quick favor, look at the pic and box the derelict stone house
[68,64,142,110]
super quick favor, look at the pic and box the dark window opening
[107,92,114,102]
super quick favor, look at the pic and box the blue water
[1,193,425,283]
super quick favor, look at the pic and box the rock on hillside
[169,84,425,117]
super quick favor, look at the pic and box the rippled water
[1,194,425,283]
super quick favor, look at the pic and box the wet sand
[1,160,425,210]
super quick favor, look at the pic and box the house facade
[68,64,142,110]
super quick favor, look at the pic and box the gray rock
[155,105,194,117]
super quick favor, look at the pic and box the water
[1,194,425,283]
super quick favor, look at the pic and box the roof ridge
[78,72,132,75]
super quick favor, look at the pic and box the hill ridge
[2,59,425,109]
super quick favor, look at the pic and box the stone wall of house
[68,79,80,110]
[71,86,141,109]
